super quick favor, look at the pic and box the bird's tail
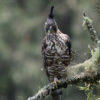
[51,88,62,100]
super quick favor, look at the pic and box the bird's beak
[49,26,53,33]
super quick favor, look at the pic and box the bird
[41,6,72,100]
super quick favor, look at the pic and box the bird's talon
[56,80,61,84]
[51,80,61,88]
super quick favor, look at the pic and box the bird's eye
[52,25,57,32]
[46,25,49,32]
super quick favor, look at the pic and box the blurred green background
[0,0,100,100]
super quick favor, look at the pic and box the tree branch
[27,12,100,100]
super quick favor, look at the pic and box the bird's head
[44,6,57,34]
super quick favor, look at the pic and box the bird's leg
[52,77,61,88]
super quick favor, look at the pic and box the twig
[82,12,98,45]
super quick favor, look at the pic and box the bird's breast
[46,34,67,55]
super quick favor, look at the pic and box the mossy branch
[27,12,100,100]
[82,12,98,45]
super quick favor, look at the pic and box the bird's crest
[48,6,54,19]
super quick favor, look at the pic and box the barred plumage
[41,6,71,100]
[42,31,71,81]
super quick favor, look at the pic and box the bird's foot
[52,79,61,89]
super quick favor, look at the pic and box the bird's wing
[65,34,72,58]
[59,33,72,59]
[41,37,50,77]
